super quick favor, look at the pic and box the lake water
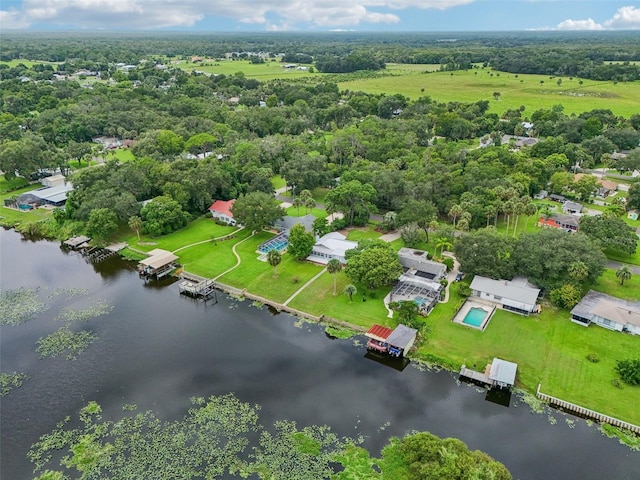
[1,229,639,479]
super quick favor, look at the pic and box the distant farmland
[338,66,640,118]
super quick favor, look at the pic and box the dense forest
[1,34,639,293]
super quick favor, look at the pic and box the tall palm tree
[523,202,539,232]
[449,204,463,229]
[616,265,632,286]
[502,199,516,236]
[267,249,282,278]
[484,204,497,227]
[511,200,525,236]
[327,259,342,296]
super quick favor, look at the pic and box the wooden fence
[536,384,640,434]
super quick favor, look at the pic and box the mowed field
[339,66,640,117]
[175,58,317,81]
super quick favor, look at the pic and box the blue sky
[1,1,639,31]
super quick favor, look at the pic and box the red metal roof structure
[365,324,394,342]
[208,199,235,218]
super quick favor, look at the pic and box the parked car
[454,272,464,282]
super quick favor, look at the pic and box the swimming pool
[462,307,488,327]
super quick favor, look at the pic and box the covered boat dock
[138,249,178,280]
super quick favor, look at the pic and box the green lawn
[345,228,382,242]
[178,229,253,278]
[418,296,640,425]
[285,207,327,218]
[271,175,286,190]
[287,270,393,329]
[0,59,60,69]
[0,183,53,227]
[217,232,323,303]
[338,68,640,117]
[592,268,640,301]
[123,217,239,253]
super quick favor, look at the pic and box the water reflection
[1,229,639,480]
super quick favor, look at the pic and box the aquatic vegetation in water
[0,287,48,326]
[565,419,576,429]
[0,372,30,396]
[600,423,640,451]
[48,287,91,299]
[55,299,113,323]
[36,327,98,360]
[324,325,355,339]
[517,390,546,414]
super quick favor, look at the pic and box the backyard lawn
[418,294,640,425]
[178,229,253,279]
[123,217,240,253]
[216,232,324,303]
[591,268,640,301]
[287,269,393,329]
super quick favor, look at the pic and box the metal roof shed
[386,324,418,352]
[489,358,518,388]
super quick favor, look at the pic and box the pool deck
[452,299,495,331]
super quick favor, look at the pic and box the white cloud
[553,5,640,31]
[604,5,640,29]
[0,0,473,29]
[556,18,602,31]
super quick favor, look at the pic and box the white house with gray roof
[469,275,540,316]
[570,290,640,335]
[306,232,357,265]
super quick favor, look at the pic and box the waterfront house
[306,232,357,265]
[16,182,73,209]
[209,199,236,225]
[570,290,640,335]
[469,276,540,316]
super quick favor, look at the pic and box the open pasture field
[176,59,317,81]
[0,59,60,69]
[338,67,640,117]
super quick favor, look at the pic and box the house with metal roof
[209,199,237,225]
[16,182,74,208]
[306,232,357,265]
[469,275,540,316]
[570,290,640,335]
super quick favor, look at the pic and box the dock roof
[489,358,518,387]
[365,324,394,342]
[140,249,178,269]
[386,324,418,349]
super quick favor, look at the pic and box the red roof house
[209,199,237,225]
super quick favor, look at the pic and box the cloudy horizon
[1,1,639,32]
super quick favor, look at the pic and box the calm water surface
[1,229,639,479]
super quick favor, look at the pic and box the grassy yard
[0,183,53,228]
[287,270,393,329]
[123,217,240,253]
[338,68,640,117]
[418,295,640,425]
[271,175,286,190]
[217,232,324,303]
[285,206,327,218]
[177,229,253,278]
[592,268,640,301]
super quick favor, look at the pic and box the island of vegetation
[2,32,640,467]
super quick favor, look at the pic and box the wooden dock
[178,274,217,301]
[459,364,491,384]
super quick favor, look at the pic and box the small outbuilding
[138,249,178,279]
[489,358,518,388]
[386,324,418,357]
